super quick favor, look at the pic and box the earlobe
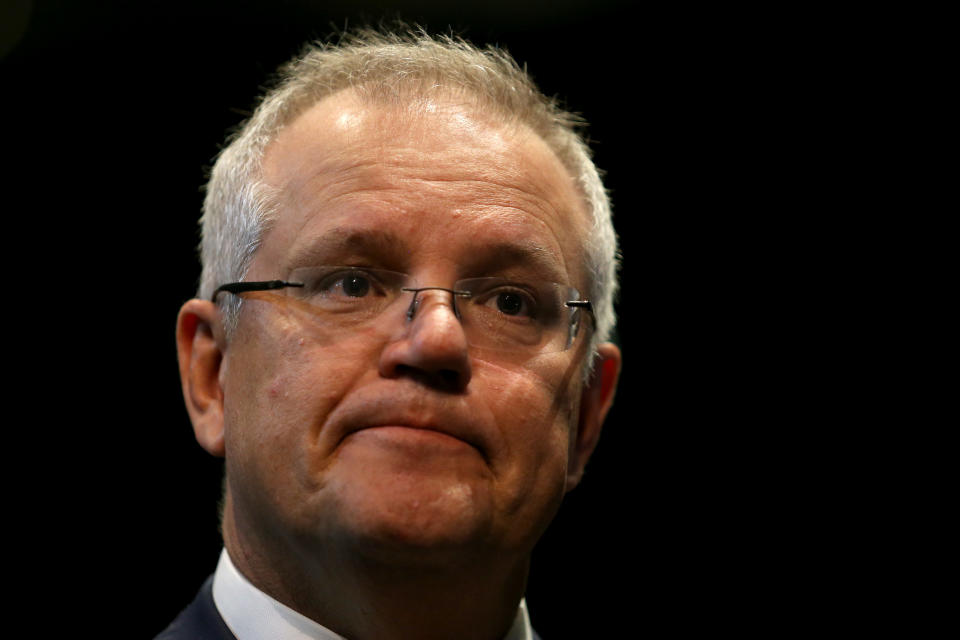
[176,299,227,458]
[566,342,621,491]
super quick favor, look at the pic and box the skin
[177,89,621,640]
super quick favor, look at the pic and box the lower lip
[348,426,473,452]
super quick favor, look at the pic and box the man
[161,28,621,640]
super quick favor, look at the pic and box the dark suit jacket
[155,576,236,640]
[155,575,542,640]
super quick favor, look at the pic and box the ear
[566,342,621,491]
[176,299,227,457]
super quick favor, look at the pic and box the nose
[378,289,472,391]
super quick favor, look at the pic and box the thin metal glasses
[213,265,594,354]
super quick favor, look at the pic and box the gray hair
[199,28,618,369]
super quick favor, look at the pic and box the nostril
[437,369,462,390]
[390,364,465,392]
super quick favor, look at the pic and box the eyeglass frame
[211,275,595,351]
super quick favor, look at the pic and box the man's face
[215,91,602,565]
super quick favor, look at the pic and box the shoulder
[154,576,236,640]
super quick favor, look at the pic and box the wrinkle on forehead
[285,223,567,285]
[258,88,591,289]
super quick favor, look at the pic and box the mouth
[339,420,487,463]
[337,424,492,468]
[348,425,474,450]
[323,390,491,463]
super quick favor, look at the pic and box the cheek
[479,360,578,516]
[221,316,377,502]
[482,355,580,446]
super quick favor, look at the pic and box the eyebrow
[286,227,409,269]
[460,240,568,283]
[286,227,568,283]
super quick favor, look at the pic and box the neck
[222,500,529,640]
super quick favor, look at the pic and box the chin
[317,474,499,565]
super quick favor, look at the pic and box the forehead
[256,89,590,285]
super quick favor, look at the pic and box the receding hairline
[255,88,594,289]
[258,82,581,185]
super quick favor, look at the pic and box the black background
[2,1,839,637]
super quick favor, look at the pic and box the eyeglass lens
[276,266,585,354]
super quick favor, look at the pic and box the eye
[477,286,537,319]
[340,273,370,297]
[495,291,526,316]
[312,269,380,299]
[287,266,408,317]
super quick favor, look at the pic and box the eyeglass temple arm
[211,280,304,301]
[566,300,595,322]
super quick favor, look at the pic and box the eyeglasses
[212,265,594,355]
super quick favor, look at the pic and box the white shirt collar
[212,548,533,640]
